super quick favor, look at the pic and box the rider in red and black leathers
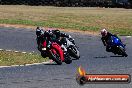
[44,29,75,51]
[52,29,75,45]
[36,27,74,51]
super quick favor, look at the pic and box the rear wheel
[41,52,47,58]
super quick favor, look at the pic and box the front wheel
[65,58,72,64]
[50,50,62,65]
[65,57,72,64]
[64,53,72,64]
[118,46,128,57]
[68,46,80,59]
[123,53,128,57]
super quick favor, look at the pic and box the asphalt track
[0,27,132,88]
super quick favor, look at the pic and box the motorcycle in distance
[40,38,72,65]
[108,36,128,57]
[60,37,80,60]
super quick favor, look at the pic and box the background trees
[0,0,131,8]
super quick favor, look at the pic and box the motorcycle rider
[36,27,75,52]
[36,28,75,62]
[36,27,45,51]
[44,29,75,52]
[101,28,121,52]
[53,29,75,45]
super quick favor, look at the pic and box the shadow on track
[94,55,126,58]
[72,58,79,60]
[94,56,108,58]
[110,55,124,57]
[44,63,59,65]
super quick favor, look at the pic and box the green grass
[0,19,100,31]
[0,50,48,66]
[0,5,132,35]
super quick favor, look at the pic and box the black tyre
[65,56,72,64]
[69,46,80,59]
[124,54,128,57]
[50,51,62,65]
[118,46,128,57]
[64,52,72,64]
[41,52,47,58]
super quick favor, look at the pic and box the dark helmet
[101,28,108,37]
[36,27,44,36]
[48,30,53,36]
[54,30,60,36]
[36,26,40,29]
[36,27,41,36]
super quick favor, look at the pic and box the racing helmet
[36,27,44,36]
[48,30,53,36]
[101,28,108,37]
[36,27,41,36]
[54,29,60,36]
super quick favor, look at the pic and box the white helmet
[101,28,108,37]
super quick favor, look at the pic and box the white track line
[0,49,3,51]
[5,50,12,52]
[0,61,52,68]
[0,49,53,68]
[25,61,52,66]
[14,51,19,53]
[22,52,27,54]
[126,36,132,38]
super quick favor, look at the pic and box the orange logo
[76,66,131,85]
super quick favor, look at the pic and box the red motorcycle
[40,39,64,65]
[40,38,72,65]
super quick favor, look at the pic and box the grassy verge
[0,50,48,66]
[0,19,99,31]
[0,5,132,35]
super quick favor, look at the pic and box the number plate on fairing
[42,48,46,50]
